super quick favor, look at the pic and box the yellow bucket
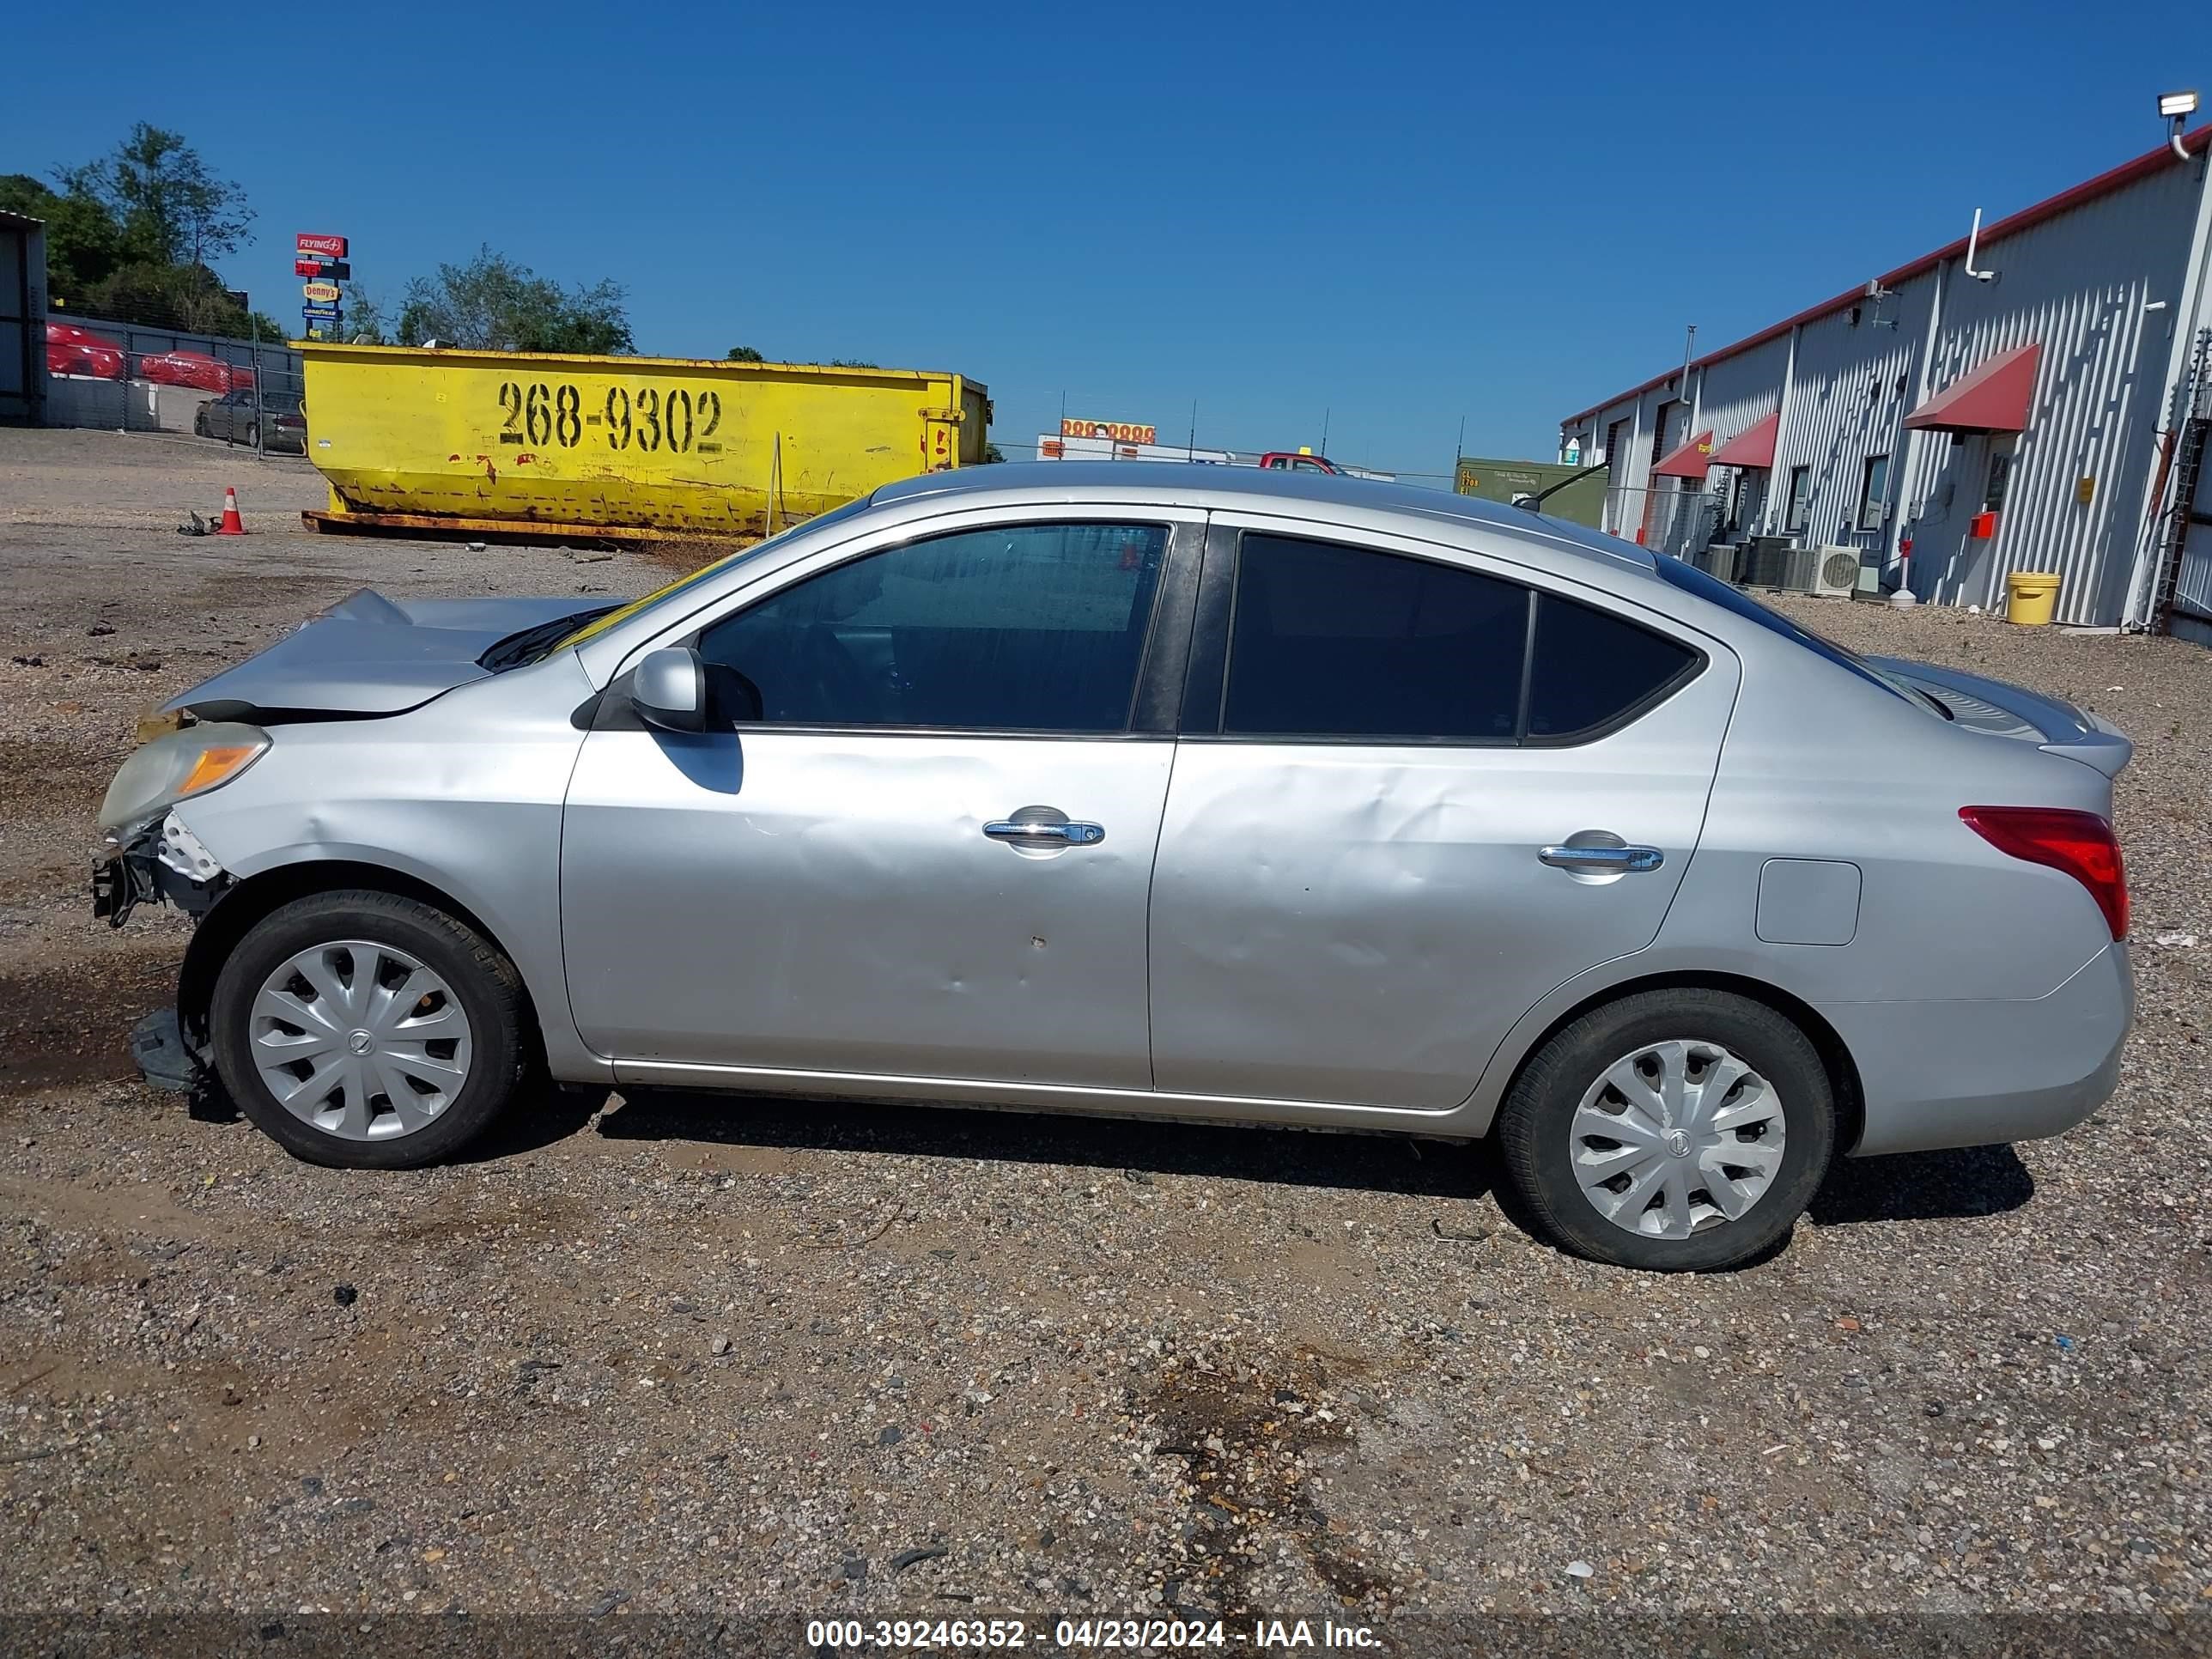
[2004,570,2061,626]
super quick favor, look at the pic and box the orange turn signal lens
[177,743,263,797]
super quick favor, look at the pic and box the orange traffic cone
[215,487,246,536]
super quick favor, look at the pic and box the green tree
[396,246,633,354]
[726,344,764,362]
[0,173,125,306]
[79,260,282,338]
[338,287,390,345]
[982,441,1006,463]
[56,124,252,269]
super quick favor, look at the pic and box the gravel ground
[1,428,2208,1655]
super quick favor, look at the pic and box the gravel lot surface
[1,429,2208,1655]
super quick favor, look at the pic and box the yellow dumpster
[2003,570,2061,626]
[295,344,991,540]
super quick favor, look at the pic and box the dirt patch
[1137,1346,1392,1616]
[0,737,118,819]
[0,947,181,1093]
[635,533,759,580]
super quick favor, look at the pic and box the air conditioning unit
[1802,544,1863,598]
[1743,535,1795,587]
[1696,541,1741,583]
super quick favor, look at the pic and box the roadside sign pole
[248,292,264,459]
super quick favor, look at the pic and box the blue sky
[6,2,2207,482]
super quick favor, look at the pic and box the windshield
[538,495,880,659]
[1650,554,1929,708]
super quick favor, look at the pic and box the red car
[137,349,254,394]
[1258,450,1344,474]
[44,322,125,380]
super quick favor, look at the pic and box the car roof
[872,461,1658,580]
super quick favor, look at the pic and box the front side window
[1784,465,1813,533]
[699,522,1167,732]
[1857,453,1891,532]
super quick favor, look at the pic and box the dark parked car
[194,390,305,453]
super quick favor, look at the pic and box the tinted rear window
[1526,593,1698,738]
[1650,553,1911,704]
[1224,535,1528,740]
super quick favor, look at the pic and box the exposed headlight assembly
[97,722,270,838]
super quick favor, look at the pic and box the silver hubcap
[1568,1038,1785,1239]
[249,939,472,1140]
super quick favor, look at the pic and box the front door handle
[1540,843,1663,873]
[985,818,1106,848]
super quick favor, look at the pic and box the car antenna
[1519,461,1610,513]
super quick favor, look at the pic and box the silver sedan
[93,465,2133,1270]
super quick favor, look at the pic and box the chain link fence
[40,315,306,459]
[1601,484,1726,557]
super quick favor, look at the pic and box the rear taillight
[1960,805,2128,939]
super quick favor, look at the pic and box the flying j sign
[296,233,348,258]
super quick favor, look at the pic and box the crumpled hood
[1868,653,2134,779]
[163,588,601,720]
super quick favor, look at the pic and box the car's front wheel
[209,890,530,1168]
[1494,988,1835,1271]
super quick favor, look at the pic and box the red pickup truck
[1257,449,1344,474]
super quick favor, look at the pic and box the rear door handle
[985,819,1106,847]
[1540,843,1663,872]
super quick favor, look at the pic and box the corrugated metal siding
[1694,335,1790,455]
[1900,161,2202,623]
[1557,155,2207,623]
[1770,280,1929,551]
[2174,410,2212,621]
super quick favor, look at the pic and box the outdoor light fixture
[2160,89,2199,161]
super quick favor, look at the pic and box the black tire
[1495,988,1835,1272]
[209,890,530,1169]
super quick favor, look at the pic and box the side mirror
[632,647,707,733]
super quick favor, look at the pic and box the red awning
[1650,430,1714,478]
[1708,411,1779,470]
[1905,343,2041,434]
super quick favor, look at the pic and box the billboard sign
[295,233,349,258]
[301,282,342,303]
[1062,417,1156,445]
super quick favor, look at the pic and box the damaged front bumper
[92,811,230,1094]
[93,809,230,929]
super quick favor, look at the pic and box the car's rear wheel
[210,890,529,1169]
[243,422,258,448]
[1495,988,1835,1271]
